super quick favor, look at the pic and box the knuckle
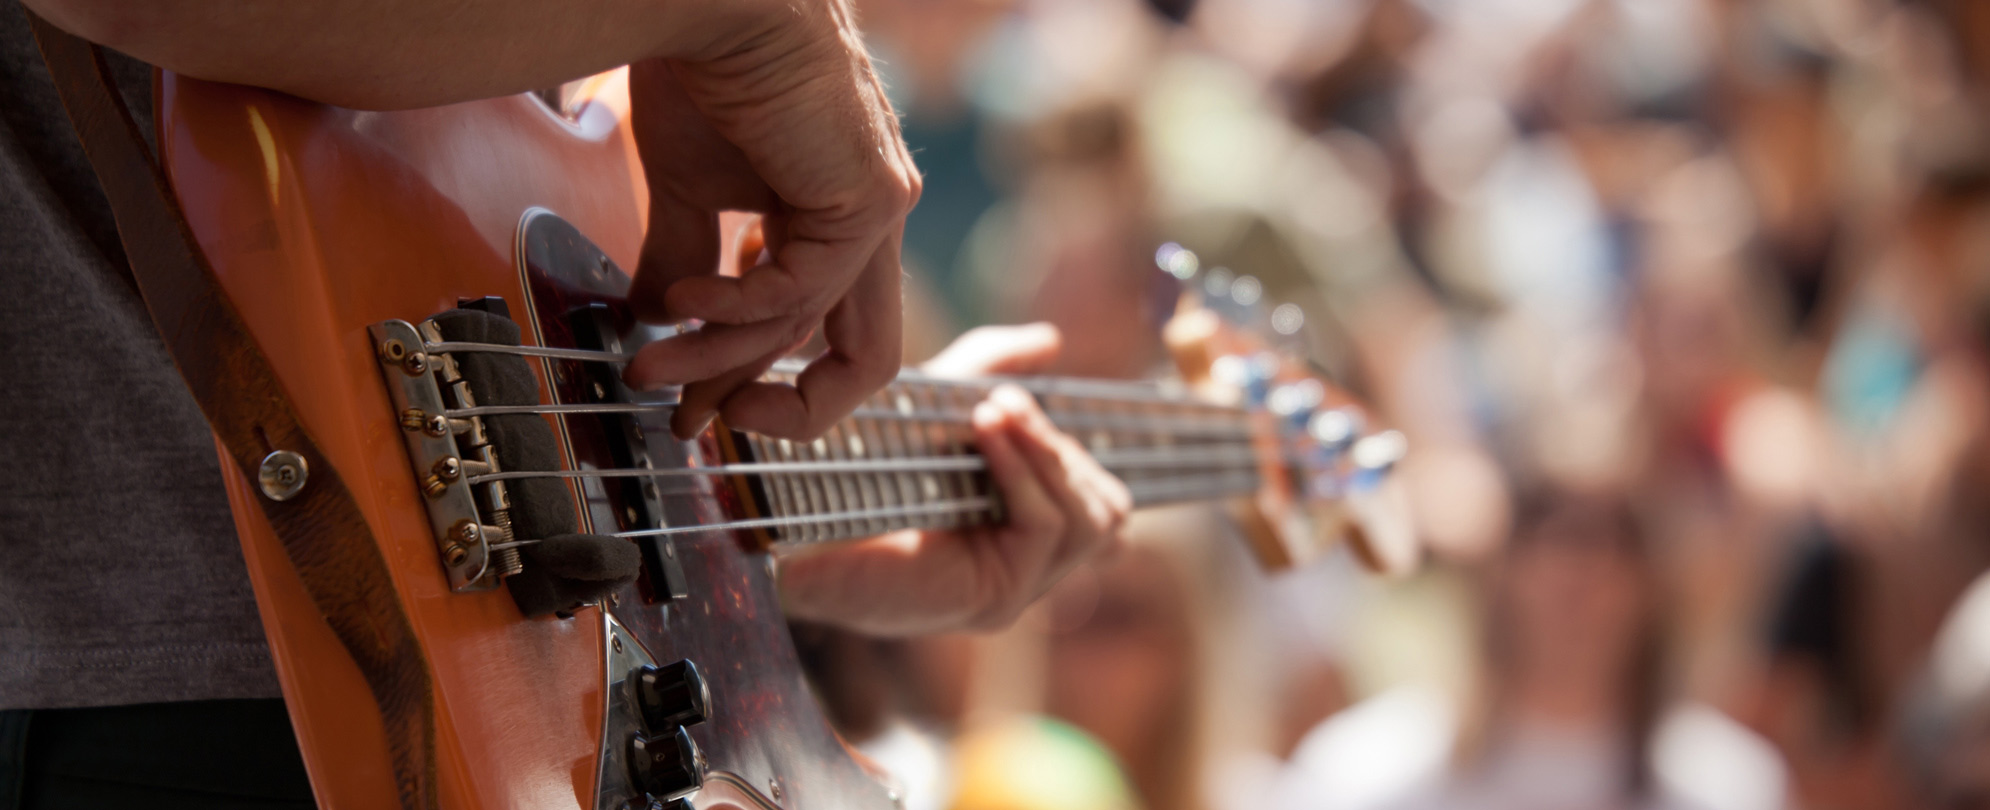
[858,352,901,388]
[868,165,919,217]
[970,594,1032,632]
[901,169,925,210]
[777,317,816,350]
[1038,511,1068,540]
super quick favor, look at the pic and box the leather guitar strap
[26,12,437,810]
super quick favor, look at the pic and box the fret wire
[912,383,953,530]
[776,435,817,544]
[909,385,946,531]
[1124,396,1153,494]
[847,397,886,536]
[857,390,897,534]
[948,385,983,527]
[751,434,795,542]
[786,436,828,543]
[878,388,917,531]
[775,438,814,544]
[820,429,858,540]
[940,383,983,528]
[895,388,933,531]
[806,436,846,541]
[824,424,868,538]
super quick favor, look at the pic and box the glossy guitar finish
[164,64,1401,810]
[165,70,885,810]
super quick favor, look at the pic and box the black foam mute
[509,534,643,618]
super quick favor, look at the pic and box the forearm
[23,0,766,110]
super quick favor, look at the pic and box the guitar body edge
[164,72,641,810]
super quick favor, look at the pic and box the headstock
[1155,243,1419,576]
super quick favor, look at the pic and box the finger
[663,211,888,325]
[631,192,719,324]
[721,230,903,439]
[628,61,778,323]
[962,401,1068,626]
[669,352,782,439]
[974,400,1063,543]
[664,63,914,326]
[990,385,1131,570]
[622,316,813,392]
[922,323,1063,378]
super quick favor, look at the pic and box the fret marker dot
[921,476,940,499]
[847,435,865,456]
[812,438,828,456]
[896,394,915,416]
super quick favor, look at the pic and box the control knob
[635,659,710,732]
[628,726,704,802]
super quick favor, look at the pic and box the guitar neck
[723,370,1262,545]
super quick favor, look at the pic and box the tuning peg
[1308,408,1363,455]
[1211,353,1279,405]
[1348,430,1407,490]
[1156,242,1200,280]
[1267,379,1326,430]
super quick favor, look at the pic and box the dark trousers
[0,699,315,810]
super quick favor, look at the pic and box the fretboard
[726,370,1262,545]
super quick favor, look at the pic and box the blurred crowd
[798,1,1990,809]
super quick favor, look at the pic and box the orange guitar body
[163,72,855,810]
[159,62,1403,810]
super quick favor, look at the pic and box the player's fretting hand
[776,324,1134,635]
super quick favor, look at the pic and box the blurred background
[793,0,1990,808]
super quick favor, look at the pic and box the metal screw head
[257,450,309,501]
[450,519,480,543]
[432,457,462,481]
[425,414,450,437]
[402,352,429,375]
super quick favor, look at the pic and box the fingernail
[972,401,1003,429]
[992,385,1034,413]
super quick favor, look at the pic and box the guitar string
[421,340,1340,537]
[451,400,1257,437]
[461,446,1265,485]
[485,470,1265,546]
[422,340,1239,407]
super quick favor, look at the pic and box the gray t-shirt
[0,2,279,709]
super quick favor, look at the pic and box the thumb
[922,323,1063,378]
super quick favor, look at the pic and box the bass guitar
[36,23,1409,810]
